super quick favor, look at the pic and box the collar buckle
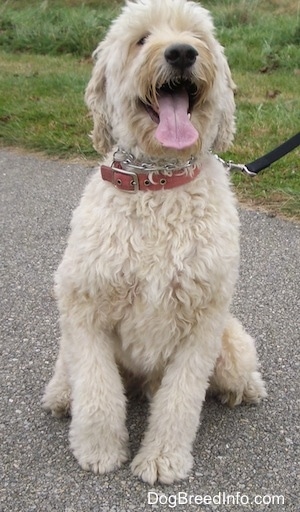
[111,165,139,193]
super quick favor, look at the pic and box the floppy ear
[212,52,236,152]
[84,44,114,155]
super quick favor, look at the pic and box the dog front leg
[65,321,129,474]
[131,324,219,484]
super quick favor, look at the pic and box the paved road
[1,149,299,511]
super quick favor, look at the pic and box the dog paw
[217,371,267,407]
[240,371,267,404]
[70,428,129,474]
[42,388,71,418]
[131,448,193,484]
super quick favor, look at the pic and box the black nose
[164,43,198,71]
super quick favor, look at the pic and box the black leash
[216,132,300,176]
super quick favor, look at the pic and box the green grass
[0,2,116,57]
[0,0,299,218]
[0,52,93,157]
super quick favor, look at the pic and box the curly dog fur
[43,0,266,484]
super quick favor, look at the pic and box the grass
[0,51,93,157]
[0,0,299,218]
[0,2,117,57]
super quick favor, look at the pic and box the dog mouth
[145,79,198,120]
[142,79,200,150]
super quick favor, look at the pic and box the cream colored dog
[43,0,267,484]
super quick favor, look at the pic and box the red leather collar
[101,161,200,192]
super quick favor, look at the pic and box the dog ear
[84,44,114,155]
[211,52,236,152]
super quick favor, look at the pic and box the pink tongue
[155,89,198,150]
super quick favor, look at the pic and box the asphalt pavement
[1,149,299,511]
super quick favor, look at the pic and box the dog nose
[164,44,198,71]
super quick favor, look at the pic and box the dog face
[85,0,236,159]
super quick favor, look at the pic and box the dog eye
[137,35,148,45]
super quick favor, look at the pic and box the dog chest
[59,172,239,328]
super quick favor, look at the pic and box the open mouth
[144,78,199,123]
[142,79,200,150]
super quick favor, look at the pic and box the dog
[43,0,267,484]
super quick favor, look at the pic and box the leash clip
[227,161,257,177]
[214,154,256,177]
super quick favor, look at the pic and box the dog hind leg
[209,315,267,407]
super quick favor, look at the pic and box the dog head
[85,0,236,160]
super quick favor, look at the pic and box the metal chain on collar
[113,148,196,175]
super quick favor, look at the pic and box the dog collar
[101,162,200,192]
